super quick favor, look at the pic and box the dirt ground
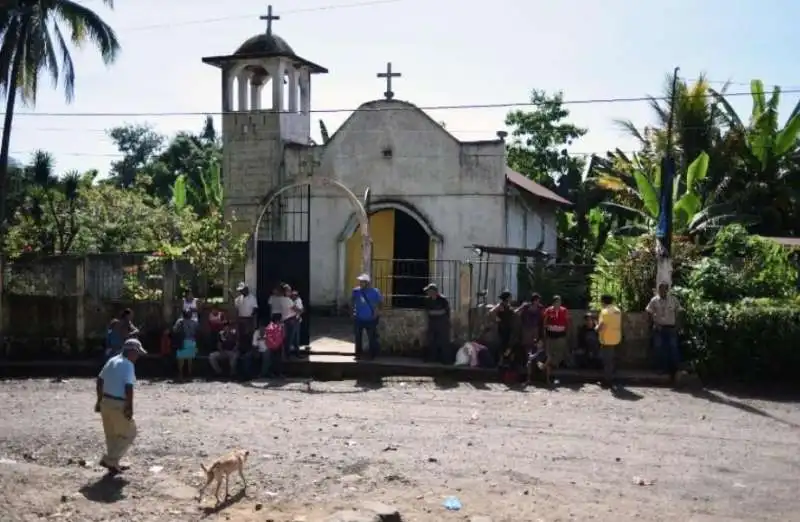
[0,377,798,522]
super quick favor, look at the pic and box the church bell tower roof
[201,5,327,73]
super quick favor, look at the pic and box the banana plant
[708,79,800,234]
[171,161,223,216]
[591,150,732,237]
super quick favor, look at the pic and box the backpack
[265,323,285,351]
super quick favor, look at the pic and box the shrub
[590,234,698,310]
[686,225,797,302]
[682,300,800,383]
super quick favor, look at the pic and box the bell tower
[202,5,328,231]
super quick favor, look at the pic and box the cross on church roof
[259,5,280,36]
[377,62,401,100]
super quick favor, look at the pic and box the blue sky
[8,0,800,175]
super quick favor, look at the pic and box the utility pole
[656,67,680,287]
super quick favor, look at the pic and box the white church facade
[202,7,570,314]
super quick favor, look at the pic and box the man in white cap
[234,282,259,353]
[95,338,146,474]
[352,273,382,360]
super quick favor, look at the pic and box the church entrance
[345,206,431,309]
[256,184,311,345]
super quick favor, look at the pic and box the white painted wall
[222,97,561,308]
[299,99,507,306]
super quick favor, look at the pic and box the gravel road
[0,377,798,522]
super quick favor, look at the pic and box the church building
[202,7,570,315]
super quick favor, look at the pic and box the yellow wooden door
[345,209,395,305]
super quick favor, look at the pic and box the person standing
[234,282,259,352]
[645,282,682,376]
[516,293,544,355]
[489,290,515,365]
[423,283,451,363]
[95,338,146,475]
[352,274,382,360]
[105,309,139,360]
[285,288,304,357]
[596,295,622,387]
[543,295,571,371]
[173,309,199,380]
[182,289,200,321]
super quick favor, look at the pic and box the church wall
[301,100,509,307]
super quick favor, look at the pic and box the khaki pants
[100,397,137,467]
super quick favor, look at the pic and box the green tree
[107,117,222,202]
[107,124,165,188]
[505,90,587,186]
[0,0,120,235]
[710,80,800,235]
[506,89,614,262]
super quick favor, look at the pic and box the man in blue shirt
[352,273,382,360]
[95,338,146,474]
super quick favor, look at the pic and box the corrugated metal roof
[764,236,800,248]
[505,167,572,205]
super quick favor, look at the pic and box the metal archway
[253,175,372,280]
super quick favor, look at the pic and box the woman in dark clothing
[516,293,544,351]
[490,290,515,365]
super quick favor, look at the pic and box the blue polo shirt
[352,286,382,321]
[99,354,136,399]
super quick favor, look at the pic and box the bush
[590,234,698,311]
[686,225,797,302]
[682,300,800,383]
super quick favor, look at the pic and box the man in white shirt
[95,338,146,474]
[234,282,259,352]
[645,282,683,375]
[284,286,304,357]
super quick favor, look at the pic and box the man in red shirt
[543,295,571,372]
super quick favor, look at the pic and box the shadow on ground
[200,489,247,516]
[79,474,129,503]
[678,387,800,429]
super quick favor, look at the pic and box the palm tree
[0,0,120,235]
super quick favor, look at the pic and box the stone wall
[378,307,653,368]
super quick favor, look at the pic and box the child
[576,312,600,369]
[525,339,549,386]
[262,313,286,378]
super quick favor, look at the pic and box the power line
[119,0,405,33]
[9,149,640,160]
[6,88,800,119]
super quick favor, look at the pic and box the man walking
[423,283,451,363]
[95,338,146,474]
[352,274,382,360]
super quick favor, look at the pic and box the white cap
[236,281,247,291]
[122,338,147,355]
[356,273,371,282]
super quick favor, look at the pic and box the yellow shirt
[598,305,622,346]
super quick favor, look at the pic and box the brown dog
[198,449,249,503]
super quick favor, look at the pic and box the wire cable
[6,88,800,119]
[118,0,406,33]
[9,149,640,160]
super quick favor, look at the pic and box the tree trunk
[0,16,29,241]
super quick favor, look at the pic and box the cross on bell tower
[259,5,280,36]
[377,62,401,100]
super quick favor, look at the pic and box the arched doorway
[343,203,436,309]
[251,175,370,343]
